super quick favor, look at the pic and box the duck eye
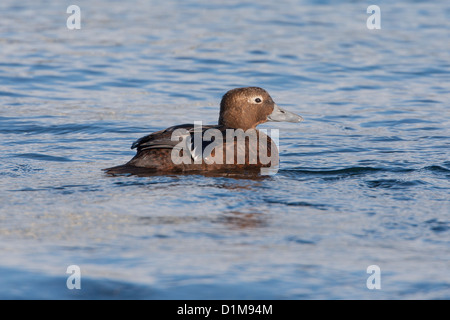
[254,98,262,103]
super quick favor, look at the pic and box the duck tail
[103,165,156,175]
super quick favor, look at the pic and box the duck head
[218,87,303,130]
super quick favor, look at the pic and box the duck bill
[267,104,303,123]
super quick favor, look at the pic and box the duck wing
[131,124,224,153]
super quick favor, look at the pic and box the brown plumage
[218,87,275,130]
[104,87,303,175]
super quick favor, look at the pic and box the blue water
[0,0,449,299]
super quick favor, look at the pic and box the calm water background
[0,0,449,299]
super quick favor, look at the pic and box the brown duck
[104,87,303,175]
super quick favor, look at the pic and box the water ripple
[13,153,74,162]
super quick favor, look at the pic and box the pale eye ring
[254,97,262,103]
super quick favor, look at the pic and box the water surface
[0,0,449,299]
